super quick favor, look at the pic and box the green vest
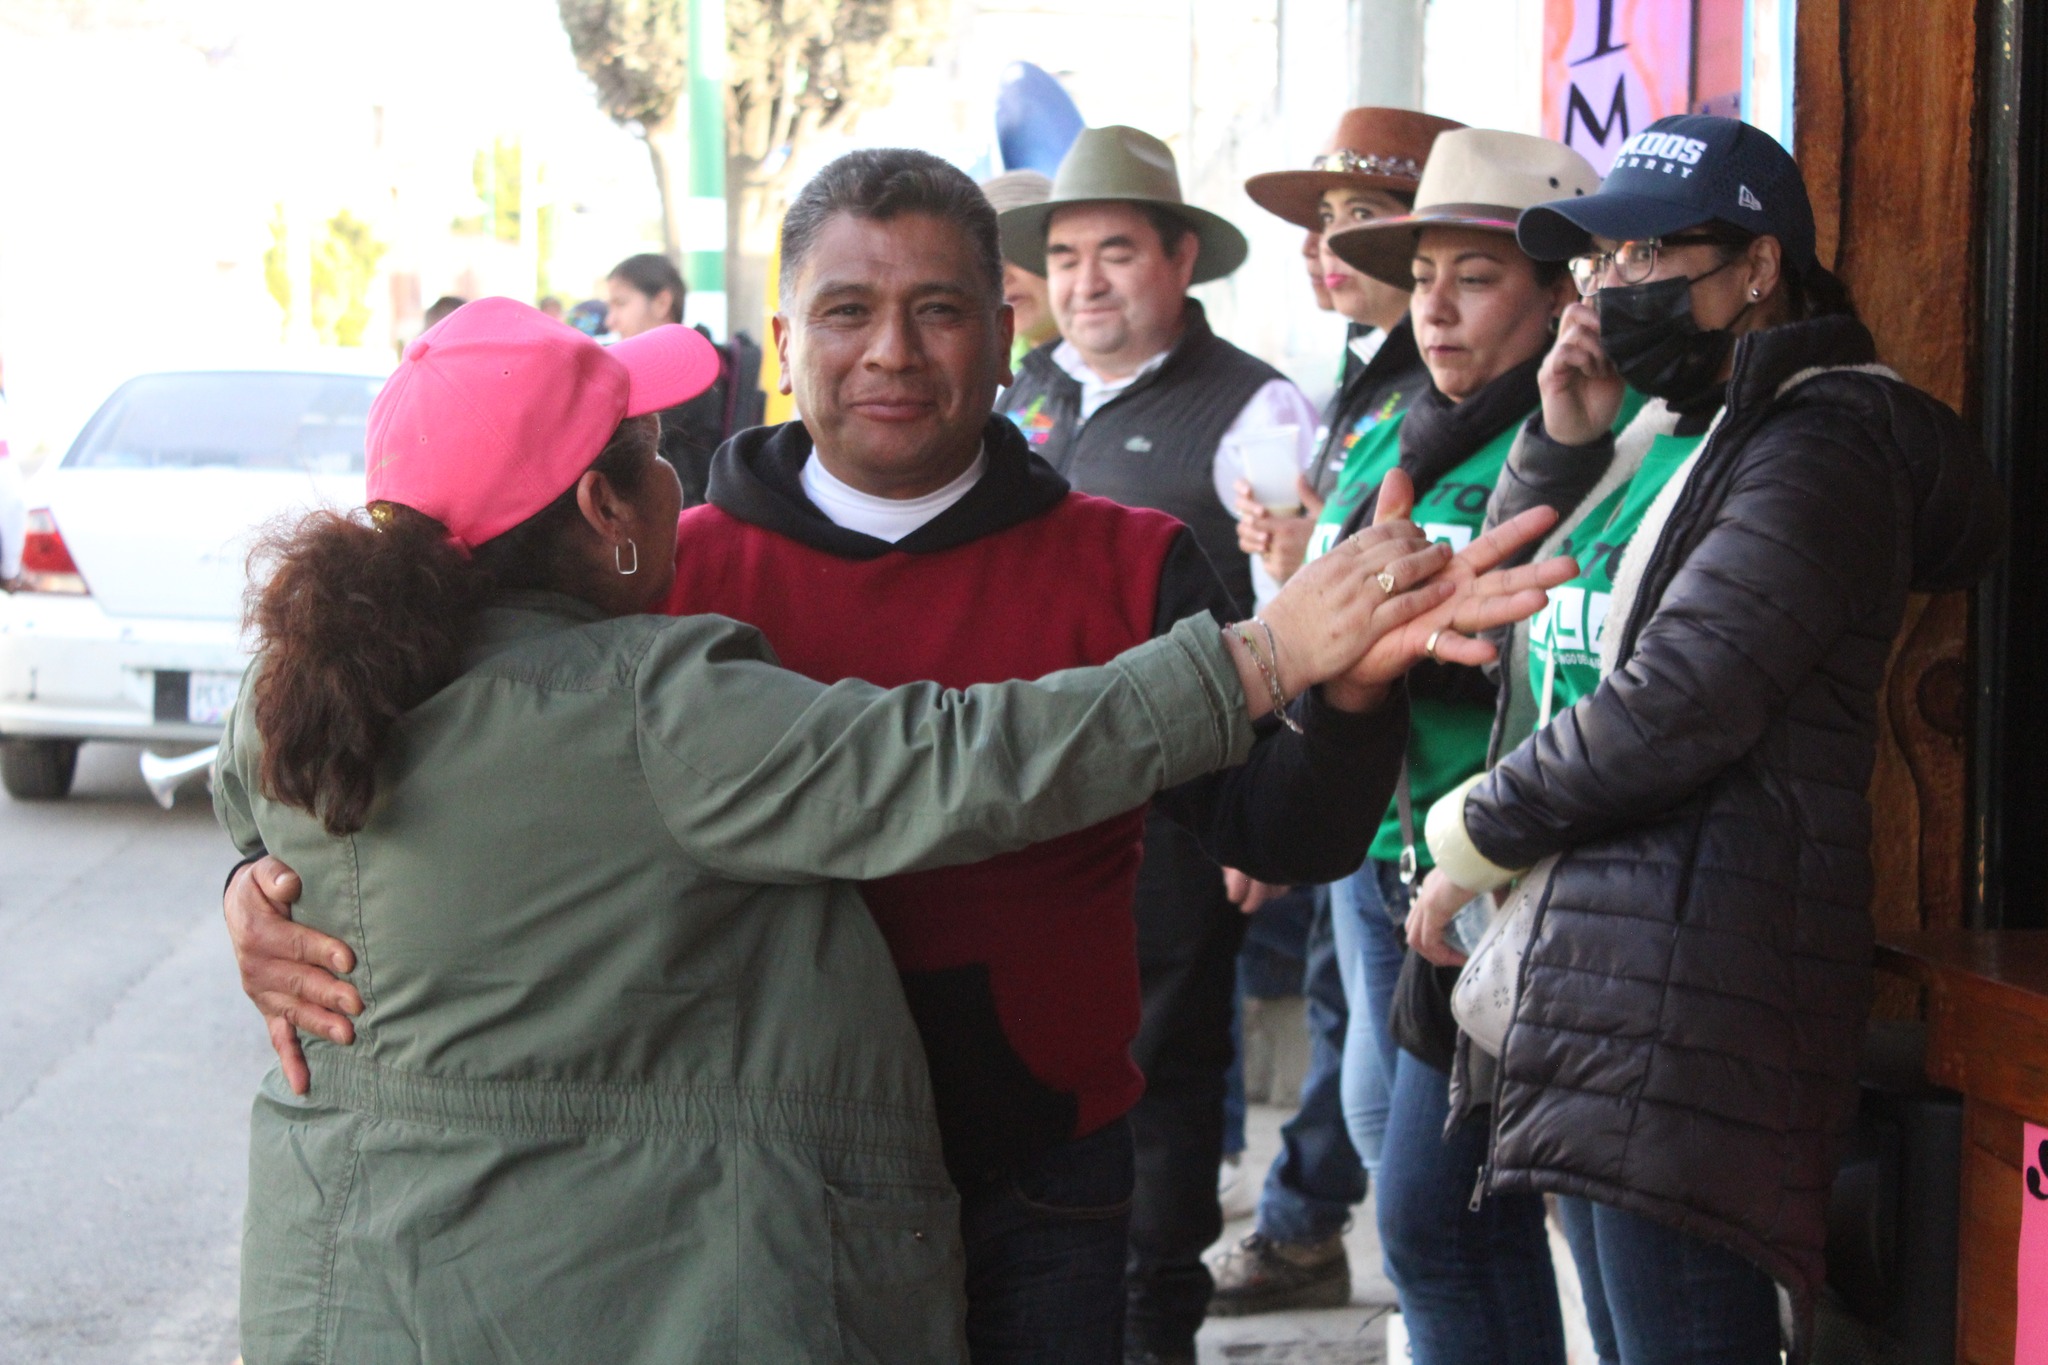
[1528,431,1705,714]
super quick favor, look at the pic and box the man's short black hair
[780,148,1003,302]
[1136,204,1196,260]
[1042,202,1197,262]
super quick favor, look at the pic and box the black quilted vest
[998,302,1281,615]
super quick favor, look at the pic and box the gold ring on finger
[1426,629,1443,661]
[1376,570,1398,594]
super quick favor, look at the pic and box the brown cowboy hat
[996,125,1250,285]
[1244,108,1466,230]
[1326,128,1601,287]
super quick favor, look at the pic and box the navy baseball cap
[1517,114,1818,277]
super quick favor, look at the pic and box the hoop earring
[615,539,639,576]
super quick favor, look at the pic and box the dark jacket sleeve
[1147,527,1408,883]
[1484,413,1617,558]
[1462,394,1925,870]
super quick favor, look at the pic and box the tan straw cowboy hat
[996,125,1249,285]
[1244,108,1465,230]
[1325,128,1600,287]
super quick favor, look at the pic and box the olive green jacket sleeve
[635,611,1257,884]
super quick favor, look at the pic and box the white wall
[1418,0,1546,132]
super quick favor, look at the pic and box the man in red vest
[219,149,1549,1364]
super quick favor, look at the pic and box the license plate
[187,671,240,725]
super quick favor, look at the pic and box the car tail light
[19,509,89,595]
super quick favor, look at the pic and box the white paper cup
[1236,426,1303,512]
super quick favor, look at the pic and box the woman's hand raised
[1539,301,1625,447]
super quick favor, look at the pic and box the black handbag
[1389,948,1462,1073]
[1384,762,1463,1072]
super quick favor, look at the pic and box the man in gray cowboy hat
[995,125,1321,1365]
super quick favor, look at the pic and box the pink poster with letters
[1540,0,1694,175]
[2021,1123,2048,1364]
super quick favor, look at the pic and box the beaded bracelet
[1226,620,1306,735]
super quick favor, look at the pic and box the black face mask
[1595,268,1747,406]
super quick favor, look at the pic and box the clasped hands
[1245,467,1577,714]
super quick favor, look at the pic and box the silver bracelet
[1228,620,1306,735]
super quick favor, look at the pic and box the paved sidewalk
[1195,1102,1397,1364]
[1196,1102,1598,1365]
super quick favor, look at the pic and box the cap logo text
[1616,132,1708,165]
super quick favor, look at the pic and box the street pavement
[0,742,260,1365]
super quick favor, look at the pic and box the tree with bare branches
[559,0,950,333]
[724,0,949,328]
[557,0,690,263]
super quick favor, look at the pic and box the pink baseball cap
[366,296,722,548]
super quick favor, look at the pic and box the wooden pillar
[1792,0,1981,974]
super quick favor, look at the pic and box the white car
[0,363,386,799]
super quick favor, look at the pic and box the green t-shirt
[1301,409,1522,867]
[1306,401,1408,560]
[1304,390,1651,868]
[1527,430,1706,715]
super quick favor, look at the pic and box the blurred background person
[1204,106,1461,1319]
[566,298,609,337]
[422,294,467,328]
[981,169,1061,370]
[537,294,565,320]
[605,252,767,506]
[1410,113,2004,1364]
[604,252,686,339]
[1312,128,1615,1365]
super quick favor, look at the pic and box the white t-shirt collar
[799,445,987,544]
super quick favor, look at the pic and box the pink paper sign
[2021,1122,2048,1364]
[1540,0,1695,175]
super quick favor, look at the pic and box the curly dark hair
[247,414,658,835]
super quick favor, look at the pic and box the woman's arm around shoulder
[631,612,1257,885]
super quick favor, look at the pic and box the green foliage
[263,205,290,331]
[315,211,387,348]
[261,206,388,347]
[454,140,523,242]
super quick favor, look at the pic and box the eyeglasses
[1307,149,1423,179]
[1568,234,1731,296]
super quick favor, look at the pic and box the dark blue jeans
[1255,884,1367,1244]
[1372,868,1566,1365]
[1553,1195,1779,1365]
[959,1116,1135,1364]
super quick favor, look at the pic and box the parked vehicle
[0,363,385,800]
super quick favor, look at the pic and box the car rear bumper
[0,593,245,743]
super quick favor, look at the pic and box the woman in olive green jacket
[219,299,1564,1364]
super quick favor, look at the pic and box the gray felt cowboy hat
[1325,129,1600,287]
[996,125,1250,285]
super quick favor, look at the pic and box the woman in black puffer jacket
[1405,115,2005,1360]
